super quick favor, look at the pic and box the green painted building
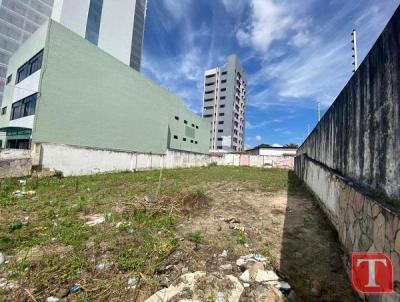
[0,20,210,155]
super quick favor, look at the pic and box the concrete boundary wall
[34,143,294,176]
[0,149,32,178]
[296,154,400,301]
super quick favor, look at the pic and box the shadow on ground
[280,171,359,301]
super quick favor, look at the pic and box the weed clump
[187,230,204,245]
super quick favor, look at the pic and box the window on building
[205,90,213,94]
[220,104,225,108]
[175,116,179,120]
[204,98,213,102]
[217,146,222,149]
[206,74,215,78]
[191,123,195,127]
[205,82,214,86]
[6,75,12,85]
[173,135,178,139]
[219,113,224,116]
[184,120,188,124]
[217,138,223,141]
[85,0,104,45]
[183,137,187,141]
[221,80,227,83]
[1,107,6,115]
[190,140,193,143]
[195,125,199,129]
[0,140,2,148]
[218,121,224,125]
[195,141,198,144]
[204,114,212,118]
[11,93,37,120]
[218,129,223,133]
[221,88,226,92]
[221,71,227,75]
[220,96,226,100]
[16,50,44,84]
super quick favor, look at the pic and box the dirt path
[138,180,359,301]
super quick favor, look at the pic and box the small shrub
[9,219,23,232]
[54,170,63,179]
[182,190,210,215]
[187,230,204,245]
[208,162,218,167]
[236,230,247,245]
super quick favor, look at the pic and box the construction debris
[84,214,105,226]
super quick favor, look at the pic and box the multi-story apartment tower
[0,0,54,103]
[0,0,147,105]
[51,0,147,71]
[202,54,247,152]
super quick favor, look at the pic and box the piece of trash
[219,250,228,258]
[26,190,36,196]
[46,297,60,302]
[95,262,112,272]
[85,215,105,226]
[276,281,291,295]
[128,277,137,288]
[69,283,81,294]
[12,191,24,198]
[216,292,225,302]
[0,252,4,265]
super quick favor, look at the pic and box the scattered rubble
[144,272,244,302]
[220,263,233,271]
[46,297,60,302]
[0,278,18,290]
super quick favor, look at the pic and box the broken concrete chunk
[220,264,233,271]
[255,270,279,283]
[239,270,251,283]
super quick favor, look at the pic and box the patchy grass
[186,231,204,245]
[0,167,296,301]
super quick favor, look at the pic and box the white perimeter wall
[38,143,295,176]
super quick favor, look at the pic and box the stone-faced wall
[297,6,400,200]
[296,154,400,301]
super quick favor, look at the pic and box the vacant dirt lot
[0,167,358,301]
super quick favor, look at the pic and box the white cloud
[236,0,294,52]
[272,143,283,147]
[220,0,247,16]
[245,0,399,111]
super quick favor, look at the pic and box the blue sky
[141,0,399,148]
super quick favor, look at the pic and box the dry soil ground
[0,166,359,301]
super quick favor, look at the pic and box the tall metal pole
[351,29,358,72]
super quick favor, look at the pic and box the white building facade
[51,0,147,70]
[202,55,247,152]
